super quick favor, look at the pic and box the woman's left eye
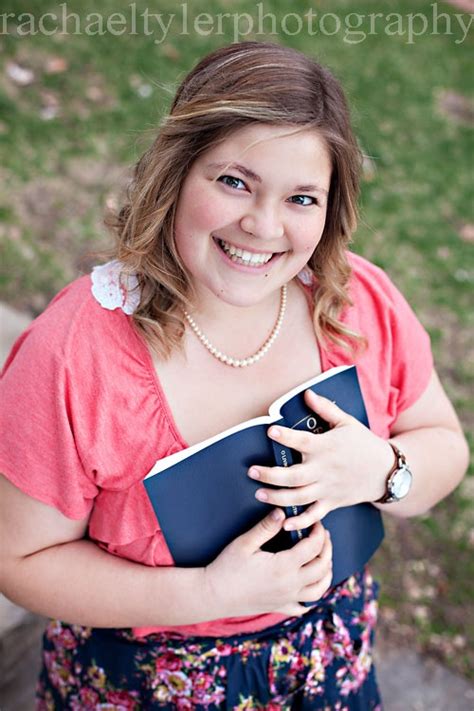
[218,175,246,190]
[289,195,318,206]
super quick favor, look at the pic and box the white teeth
[217,239,273,266]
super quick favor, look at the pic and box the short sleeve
[347,253,434,419]
[0,290,99,520]
[383,278,433,414]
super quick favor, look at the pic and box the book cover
[143,365,384,589]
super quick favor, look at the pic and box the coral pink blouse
[0,252,433,638]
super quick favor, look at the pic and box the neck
[185,282,291,357]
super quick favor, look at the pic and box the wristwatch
[375,443,413,504]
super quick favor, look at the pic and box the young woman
[0,41,468,710]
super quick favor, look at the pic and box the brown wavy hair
[105,41,364,358]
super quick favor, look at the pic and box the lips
[218,238,273,259]
[217,238,273,266]
[214,237,285,269]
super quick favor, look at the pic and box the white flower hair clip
[90,260,141,315]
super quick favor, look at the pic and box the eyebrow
[206,162,328,196]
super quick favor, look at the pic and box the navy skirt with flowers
[36,569,382,710]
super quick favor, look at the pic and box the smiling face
[173,123,332,311]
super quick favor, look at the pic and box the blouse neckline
[89,261,337,452]
[124,282,335,453]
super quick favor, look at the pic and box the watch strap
[375,442,406,504]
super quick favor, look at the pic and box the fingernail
[284,521,295,530]
[271,509,283,521]
[256,490,268,502]
[268,427,281,438]
[248,467,260,480]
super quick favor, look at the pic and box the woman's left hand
[247,390,394,531]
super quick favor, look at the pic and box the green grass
[1,0,473,677]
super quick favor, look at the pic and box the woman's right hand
[203,508,333,618]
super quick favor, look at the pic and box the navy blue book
[144,365,384,591]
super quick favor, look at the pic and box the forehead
[200,124,331,169]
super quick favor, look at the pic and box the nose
[240,201,284,241]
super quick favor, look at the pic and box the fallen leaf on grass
[40,106,59,121]
[44,56,69,74]
[39,90,60,121]
[137,84,152,98]
[5,61,34,86]
[82,72,117,108]
[413,605,430,622]
[436,246,451,259]
[458,223,474,243]
[161,44,180,61]
[454,268,474,282]
[452,634,467,649]
[362,154,376,181]
[40,89,60,105]
[444,0,474,12]
[86,85,105,102]
[129,74,154,99]
[436,89,474,126]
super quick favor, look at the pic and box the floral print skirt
[36,569,382,710]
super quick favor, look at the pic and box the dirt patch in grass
[1,159,129,314]
[373,491,474,680]
[436,90,474,127]
[372,288,474,680]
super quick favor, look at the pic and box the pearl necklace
[184,285,288,368]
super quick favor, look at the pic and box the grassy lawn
[1,0,473,678]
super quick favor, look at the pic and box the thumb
[239,508,285,553]
[304,390,352,428]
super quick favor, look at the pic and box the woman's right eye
[218,175,246,190]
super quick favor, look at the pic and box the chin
[211,290,261,308]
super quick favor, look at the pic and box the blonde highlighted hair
[105,41,365,358]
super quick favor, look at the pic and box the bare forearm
[373,426,469,518]
[1,539,213,627]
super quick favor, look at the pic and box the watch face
[391,465,412,499]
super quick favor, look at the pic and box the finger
[298,569,334,604]
[276,602,312,618]
[300,554,331,591]
[302,530,332,572]
[247,463,309,487]
[267,425,316,455]
[279,521,326,567]
[283,500,332,531]
[254,483,318,508]
[300,531,332,583]
[303,390,353,429]
[237,508,285,554]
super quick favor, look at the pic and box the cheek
[293,221,325,256]
[176,183,229,235]
[192,202,226,232]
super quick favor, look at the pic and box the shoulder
[344,251,424,333]
[346,251,405,306]
[344,251,433,419]
[341,250,433,374]
[2,267,135,377]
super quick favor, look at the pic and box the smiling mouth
[215,237,282,267]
